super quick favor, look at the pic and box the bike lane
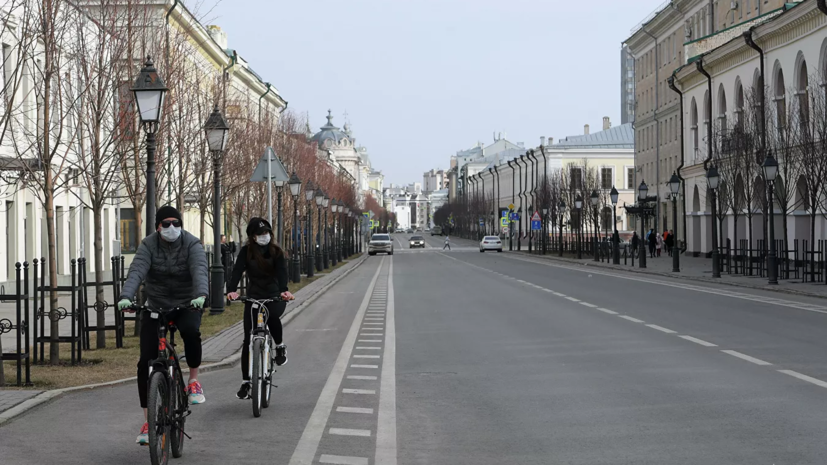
[0,258,381,465]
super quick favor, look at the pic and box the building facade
[621,44,636,125]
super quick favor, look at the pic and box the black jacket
[120,230,209,307]
[227,244,289,298]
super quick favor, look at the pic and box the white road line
[364,318,385,321]
[319,454,369,465]
[376,256,398,465]
[565,296,581,302]
[358,339,383,343]
[351,364,378,369]
[353,355,381,359]
[336,407,374,414]
[330,428,372,437]
[579,302,598,308]
[646,324,676,334]
[553,292,566,297]
[678,335,718,347]
[618,315,644,323]
[356,346,382,350]
[343,388,376,394]
[360,333,384,337]
[721,350,773,366]
[288,258,384,465]
[597,308,618,315]
[778,370,827,389]
[347,375,378,380]
[363,322,384,325]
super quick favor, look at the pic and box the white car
[479,236,503,252]
[368,233,394,256]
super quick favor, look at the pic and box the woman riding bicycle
[226,217,293,400]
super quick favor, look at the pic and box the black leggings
[241,300,286,381]
[137,309,202,408]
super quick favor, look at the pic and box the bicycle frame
[246,299,274,382]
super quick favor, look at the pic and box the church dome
[310,110,349,149]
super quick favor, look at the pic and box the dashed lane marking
[721,350,773,366]
[319,454,369,465]
[597,308,618,315]
[778,370,827,389]
[355,347,382,350]
[346,375,378,380]
[579,302,598,308]
[336,407,374,414]
[618,315,644,323]
[342,389,376,395]
[353,355,381,359]
[679,335,718,347]
[350,364,378,369]
[329,428,371,437]
[646,324,676,334]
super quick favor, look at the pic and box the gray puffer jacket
[120,230,209,308]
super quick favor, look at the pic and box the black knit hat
[155,205,182,229]
[246,217,273,237]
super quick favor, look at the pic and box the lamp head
[131,56,168,125]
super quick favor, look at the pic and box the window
[570,167,583,190]
[627,167,635,189]
[601,167,613,190]
[120,208,138,253]
[601,207,613,231]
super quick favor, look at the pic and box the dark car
[409,235,425,248]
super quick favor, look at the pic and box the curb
[508,251,827,300]
[0,254,367,427]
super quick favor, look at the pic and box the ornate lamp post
[315,189,325,272]
[638,180,649,269]
[204,105,230,314]
[590,189,599,262]
[330,199,338,266]
[275,178,285,247]
[304,181,316,278]
[575,194,583,259]
[763,153,779,284]
[288,172,302,283]
[707,166,721,278]
[558,200,566,257]
[131,56,168,239]
[610,186,620,264]
[345,206,352,257]
[337,200,344,261]
[323,194,331,268]
[542,206,549,255]
[668,172,681,273]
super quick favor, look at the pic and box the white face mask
[255,234,270,246]
[160,225,181,242]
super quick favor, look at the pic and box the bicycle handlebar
[124,303,197,314]
[233,295,294,303]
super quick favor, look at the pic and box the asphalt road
[4,233,827,464]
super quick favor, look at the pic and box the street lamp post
[610,186,619,264]
[131,56,168,239]
[558,200,565,257]
[337,200,344,261]
[590,190,599,262]
[763,153,779,284]
[575,194,583,259]
[315,189,324,272]
[707,166,721,278]
[304,181,315,278]
[542,206,548,255]
[323,194,330,269]
[668,172,681,273]
[330,199,338,266]
[288,172,302,283]
[204,105,230,315]
[638,180,649,269]
[275,180,285,247]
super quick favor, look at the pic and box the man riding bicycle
[226,218,293,400]
[117,205,209,445]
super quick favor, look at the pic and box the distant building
[620,44,635,125]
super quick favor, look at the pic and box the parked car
[409,235,425,248]
[479,235,503,253]
[368,233,394,256]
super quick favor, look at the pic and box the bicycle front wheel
[147,372,171,465]
[251,339,264,418]
[171,367,187,458]
[262,339,273,409]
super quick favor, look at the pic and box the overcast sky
[200,0,663,185]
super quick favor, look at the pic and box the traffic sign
[531,211,541,222]
[502,210,508,218]
[510,213,519,221]
[479,219,485,226]
[531,220,542,230]
[500,218,508,227]
[502,226,509,234]
[249,147,289,183]
[508,204,514,210]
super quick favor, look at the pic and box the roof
[310,110,349,148]
[555,123,634,149]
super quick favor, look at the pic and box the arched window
[734,78,744,128]
[718,83,728,136]
[774,63,787,132]
[690,97,699,162]
[795,53,809,130]
[703,89,711,152]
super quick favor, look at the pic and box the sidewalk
[0,254,367,421]
[511,249,827,300]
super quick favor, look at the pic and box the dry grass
[1,255,360,390]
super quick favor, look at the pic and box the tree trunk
[94,206,105,349]
[46,175,59,365]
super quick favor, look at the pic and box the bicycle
[234,295,293,417]
[126,304,192,465]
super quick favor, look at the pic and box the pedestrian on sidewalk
[443,235,451,250]
[226,217,294,400]
[631,231,639,256]
[655,234,663,257]
[648,229,657,258]
[665,230,674,256]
